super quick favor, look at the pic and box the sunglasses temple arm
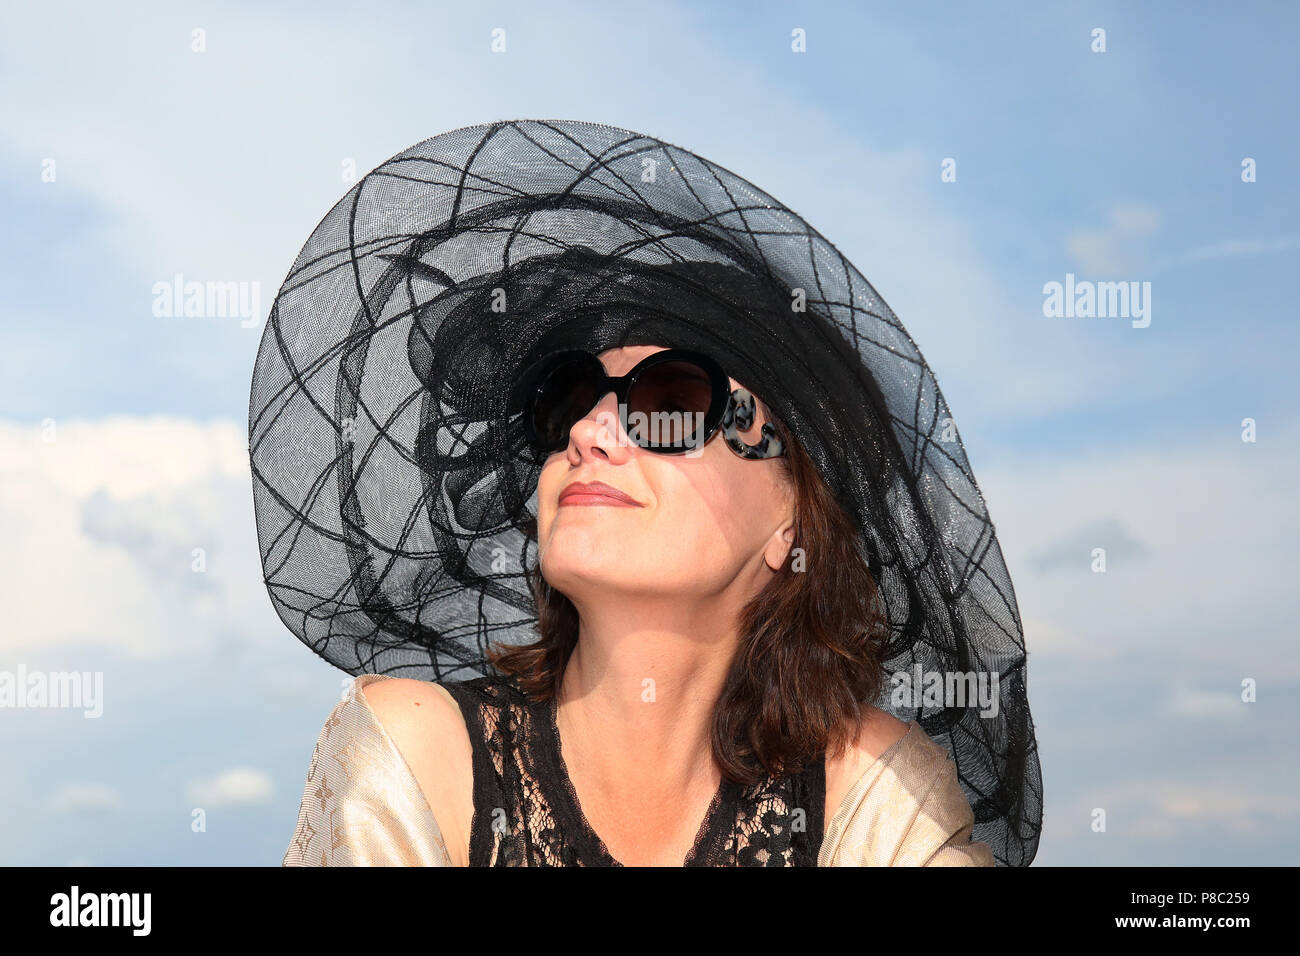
[722,388,786,460]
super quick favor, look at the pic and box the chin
[540,539,667,599]
[540,526,621,579]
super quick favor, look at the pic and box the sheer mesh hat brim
[248,118,1042,865]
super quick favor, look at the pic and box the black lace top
[441,675,826,867]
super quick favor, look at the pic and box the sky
[1,0,1297,866]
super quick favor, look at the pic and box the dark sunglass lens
[532,356,602,450]
[627,361,715,448]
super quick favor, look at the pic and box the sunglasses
[511,348,786,460]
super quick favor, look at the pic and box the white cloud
[0,417,265,658]
[1162,685,1251,720]
[1017,613,1119,661]
[1124,782,1300,839]
[978,423,1300,674]
[1054,773,1300,844]
[50,783,123,812]
[187,767,274,808]
[1109,203,1161,235]
[1065,202,1161,274]
[1026,516,1150,573]
[1065,228,1129,275]
[1,416,247,498]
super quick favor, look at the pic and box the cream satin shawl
[283,674,993,867]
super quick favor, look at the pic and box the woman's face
[536,344,795,604]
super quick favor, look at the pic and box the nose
[565,389,630,462]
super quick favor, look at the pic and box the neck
[554,591,745,799]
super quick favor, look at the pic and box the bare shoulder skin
[824,704,911,824]
[361,677,474,868]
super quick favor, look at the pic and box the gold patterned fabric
[283,675,992,867]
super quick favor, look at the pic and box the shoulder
[823,705,911,835]
[823,715,995,867]
[360,676,467,738]
[357,676,474,865]
[826,705,912,786]
[854,705,911,756]
[359,676,474,781]
[283,675,470,866]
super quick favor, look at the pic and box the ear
[763,521,796,571]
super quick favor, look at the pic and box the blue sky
[1,0,1296,865]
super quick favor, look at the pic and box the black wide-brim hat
[249,119,1042,865]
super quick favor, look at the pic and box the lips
[558,480,644,507]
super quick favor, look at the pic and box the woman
[253,120,1041,867]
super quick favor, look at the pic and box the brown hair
[487,403,891,785]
